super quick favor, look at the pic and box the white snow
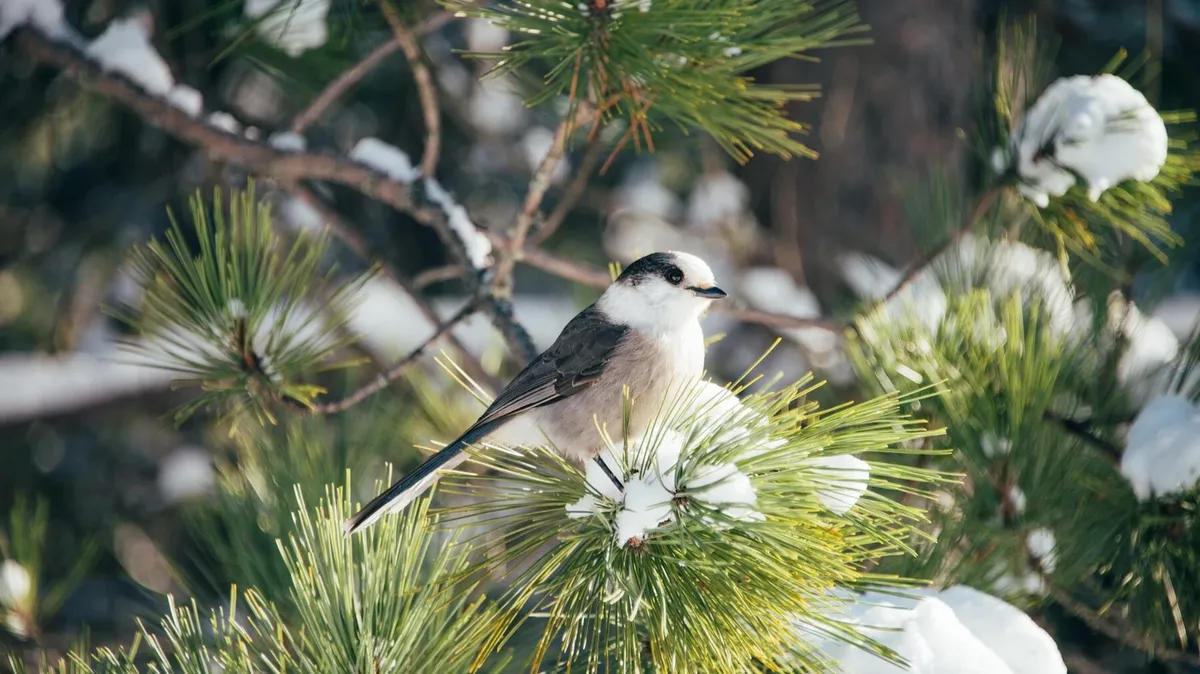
[805,453,871,515]
[686,171,749,231]
[208,112,242,134]
[0,560,31,609]
[281,195,324,232]
[520,126,569,184]
[269,131,307,152]
[1122,394,1200,500]
[1026,528,1057,573]
[244,0,331,58]
[565,386,772,547]
[1002,74,1168,206]
[1105,293,1180,407]
[1007,485,1027,514]
[738,267,844,373]
[465,17,508,52]
[981,432,1012,458]
[0,0,65,40]
[166,85,203,117]
[807,585,1066,674]
[469,75,528,136]
[425,178,493,269]
[86,16,174,95]
[349,137,421,182]
[158,446,215,503]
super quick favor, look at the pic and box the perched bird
[345,251,727,534]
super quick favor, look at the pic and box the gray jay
[345,251,727,534]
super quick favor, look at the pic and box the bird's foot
[594,456,625,492]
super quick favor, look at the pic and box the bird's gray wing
[474,305,629,427]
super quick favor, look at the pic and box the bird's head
[597,251,727,332]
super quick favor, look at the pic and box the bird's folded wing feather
[474,305,628,426]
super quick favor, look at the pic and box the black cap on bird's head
[615,251,727,299]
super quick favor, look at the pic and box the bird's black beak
[689,285,728,299]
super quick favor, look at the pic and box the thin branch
[309,300,480,414]
[414,263,465,289]
[291,10,452,133]
[492,113,580,295]
[280,182,494,389]
[292,40,400,133]
[1042,409,1123,462]
[378,1,442,175]
[530,134,606,247]
[871,187,1000,313]
[1044,581,1200,666]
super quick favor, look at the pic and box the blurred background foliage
[3,0,1200,672]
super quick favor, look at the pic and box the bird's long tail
[344,419,504,535]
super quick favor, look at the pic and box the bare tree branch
[378,1,442,175]
[291,10,452,133]
[530,134,606,247]
[308,299,480,414]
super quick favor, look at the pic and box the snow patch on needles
[1122,395,1200,500]
[806,454,871,515]
[0,0,65,40]
[807,585,1066,674]
[0,559,31,609]
[87,16,174,95]
[1026,528,1057,573]
[567,382,776,547]
[998,74,1168,206]
[244,0,330,58]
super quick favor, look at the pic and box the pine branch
[530,133,606,247]
[378,1,442,175]
[1043,578,1200,666]
[291,10,453,133]
[872,188,1000,313]
[308,299,480,414]
[492,110,588,295]
[11,26,541,366]
[1042,410,1123,462]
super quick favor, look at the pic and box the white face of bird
[597,251,727,332]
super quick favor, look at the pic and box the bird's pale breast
[527,322,706,462]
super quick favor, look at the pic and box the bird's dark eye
[665,268,684,285]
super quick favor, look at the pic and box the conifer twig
[871,188,1001,313]
[378,1,441,175]
[308,299,480,414]
[1042,409,1122,461]
[291,10,452,133]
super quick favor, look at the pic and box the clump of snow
[981,431,1012,458]
[841,235,1076,337]
[0,559,32,609]
[349,137,421,182]
[1122,394,1200,500]
[244,0,330,58]
[687,171,749,231]
[566,383,774,547]
[424,179,493,270]
[281,195,324,233]
[465,17,508,52]
[1007,485,1027,514]
[0,0,65,40]
[165,85,203,117]
[806,453,871,515]
[738,267,846,378]
[998,74,1168,206]
[269,131,307,152]
[1104,293,1180,407]
[208,111,242,134]
[521,126,569,185]
[158,446,215,504]
[469,75,528,136]
[806,585,1066,674]
[86,15,174,95]
[1026,528,1057,573]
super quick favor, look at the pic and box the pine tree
[3,1,1199,673]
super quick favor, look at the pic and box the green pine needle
[433,375,951,673]
[111,185,373,426]
[446,0,867,164]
